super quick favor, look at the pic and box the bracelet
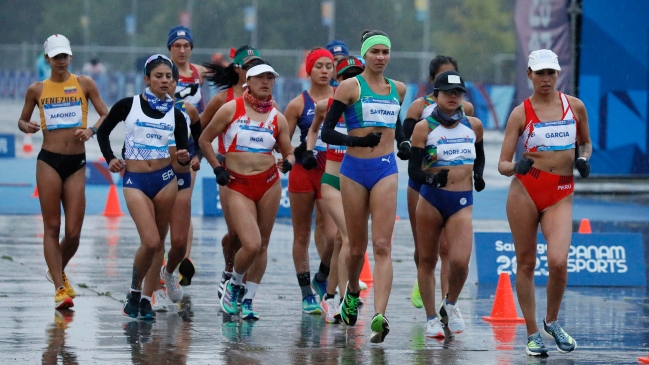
[178,157,189,166]
[89,126,97,135]
[578,157,587,161]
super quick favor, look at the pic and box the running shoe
[139,297,156,320]
[359,279,368,291]
[441,301,465,334]
[122,291,140,318]
[543,319,577,353]
[241,299,260,320]
[410,280,423,308]
[238,285,246,304]
[217,271,231,299]
[426,317,445,338]
[220,280,242,315]
[54,287,74,310]
[160,265,183,302]
[302,294,322,314]
[526,332,549,357]
[178,257,195,286]
[151,289,169,312]
[339,287,360,326]
[370,313,390,343]
[321,297,338,323]
[311,276,328,301]
[47,270,76,298]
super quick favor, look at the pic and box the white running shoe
[160,265,183,303]
[152,289,169,312]
[322,297,338,323]
[442,301,465,334]
[426,317,445,338]
[359,280,368,291]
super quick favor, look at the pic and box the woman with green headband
[321,29,411,343]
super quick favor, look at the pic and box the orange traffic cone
[22,133,33,153]
[31,185,39,198]
[483,273,525,323]
[359,252,373,284]
[102,184,124,217]
[578,218,592,234]
[640,352,649,364]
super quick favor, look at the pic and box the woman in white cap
[17,34,108,309]
[199,62,295,319]
[498,49,591,356]
[408,70,484,339]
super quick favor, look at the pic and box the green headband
[361,35,391,57]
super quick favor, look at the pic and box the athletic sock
[324,293,335,300]
[230,270,244,286]
[315,262,330,282]
[297,272,313,298]
[243,282,259,301]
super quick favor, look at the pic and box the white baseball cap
[528,49,560,71]
[44,34,72,57]
[246,64,279,79]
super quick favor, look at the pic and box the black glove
[352,132,382,148]
[175,84,199,99]
[425,169,449,188]
[293,141,306,159]
[282,159,293,174]
[302,150,317,170]
[474,173,485,192]
[513,158,534,175]
[213,166,230,186]
[575,157,590,178]
[397,140,411,160]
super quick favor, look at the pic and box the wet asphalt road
[1,215,648,364]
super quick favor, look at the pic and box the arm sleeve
[408,147,433,185]
[173,109,189,150]
[97,97,132,163]
[403,118,417,140]
[473,140,485,176]
[394,114,406,144]
[190,119,203,157]
[321,100,361,147]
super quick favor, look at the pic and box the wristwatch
[89,126,97,135]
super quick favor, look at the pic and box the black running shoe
[122,292,140,318]
[139,298,156,320]
[178,258,196,286]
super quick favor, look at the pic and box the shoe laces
[241,299,252,311]
[550,323,569,342]
[345,295,359,315]
[529,333,545,348]
[229,284,241,303]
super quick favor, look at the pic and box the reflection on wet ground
[0,215,647,364]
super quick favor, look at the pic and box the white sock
[230,270,244,286]
[243,282,259,300]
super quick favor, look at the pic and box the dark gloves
[352,132,382,148]
[214,166,231,186]
[474,173,485,192]
[282,159,293,174]
[175,84,200,99]
[575,157,590,178]
[397,140,411,160]
[514,158,534,175]
[293,141,306,159]
[426,169,449,188]
[302,150,317,170]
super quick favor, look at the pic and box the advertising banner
[475,232,646,286]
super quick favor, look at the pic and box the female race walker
[321,30,410,343]
[167,25,208,284]
[199,63,295,319]
[97,54,190,319]
[305,56,365,323]
[18,34,108,309]
[284,48,337,313]
[150,66,203,311]
[408,71,484,338]
[498,49,590,356]
[403,56,475,309]
[200,45,264,299]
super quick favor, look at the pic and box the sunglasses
[144,54,173,74]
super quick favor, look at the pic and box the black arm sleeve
[190,119,203,157]
[321,100,361,147]
[473,140,485,176]
[403,118,417,140]
[394,114,406,144]
[97,97,132,163]
[173,109,189,151]
[408,147,432,185]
